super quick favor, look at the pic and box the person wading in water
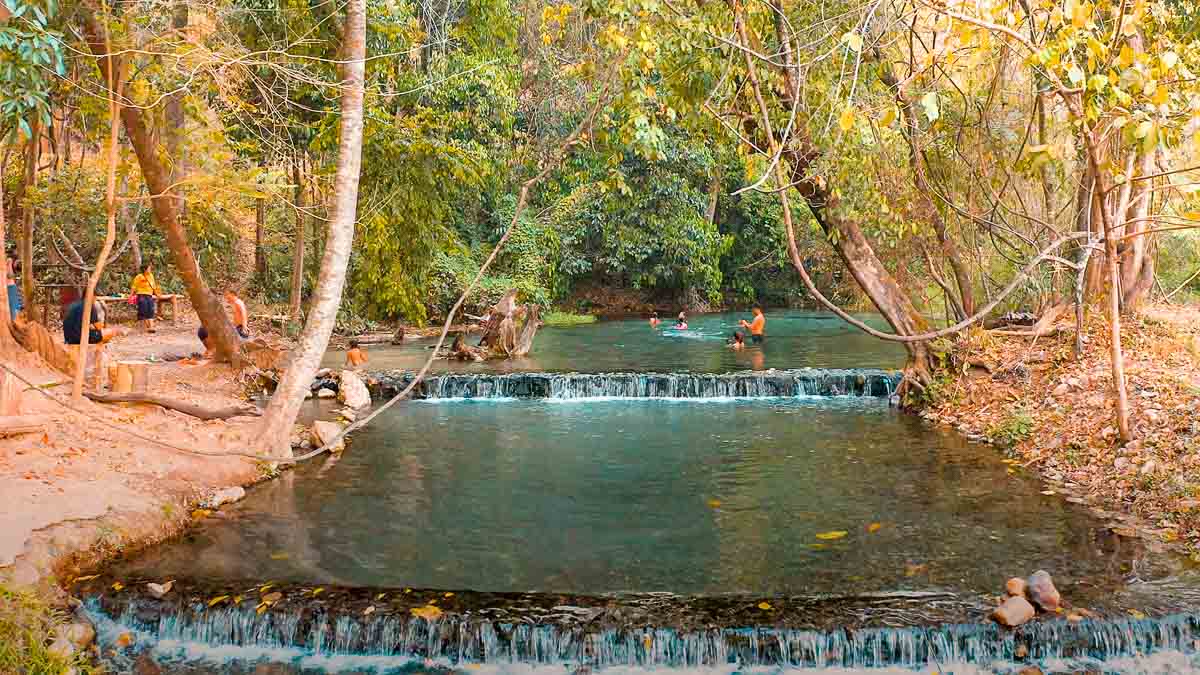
[739,306,766,344]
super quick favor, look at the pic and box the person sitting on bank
[345,340,369,369]
[63,299,121,346]
[6,258,22,322]
[224,289,250,338]
[739,306,766,344]
[649,312,661,328]
[729,331,745,350]
[130,262,162,333]
[674,311,688,330]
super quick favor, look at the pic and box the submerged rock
[339,370,371,409]
[317,388,336,399]
[1026,570,1061,612]
[146,581,173,599]
[991,596,1035,627]
[311,420,346,451]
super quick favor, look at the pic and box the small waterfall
[85,584,1200,673]
[367,369,900,401]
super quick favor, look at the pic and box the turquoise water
[115,398,1161,602]
[323,310,905,373]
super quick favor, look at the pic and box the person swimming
[649,312,661,328]
[674,311,688,330]
[729,331,745,350]
[739,306,766,344]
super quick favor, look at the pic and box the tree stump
[0,372,22,416]
[109,361,151,394]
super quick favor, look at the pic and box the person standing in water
[674,311,688,329]
[739,306,766,344]
[649,312,660,328]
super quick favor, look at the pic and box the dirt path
[0,324,271,591]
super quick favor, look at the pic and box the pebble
[201,486,246,509]
[992,596,1036,627]
[1005,577,1027,597]
[146,581,173,598]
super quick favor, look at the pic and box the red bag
[127,293,137,305]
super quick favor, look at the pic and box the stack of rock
[991,569,1061,627]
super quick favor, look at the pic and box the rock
[1014,643,1028,659]
[991,596,1036,627]
[305,389,314,400]
[61,620,95,650]
[338,370,371,409]
[1026,570,1061,612]
[311,420,346,451]
[316,368,332,378]
[48,635,75,659]
[202,486,246,509]
[146,581,173,598]
[1052,383,1070,397]
[317,388,336,399]
[1005,577,1027,597]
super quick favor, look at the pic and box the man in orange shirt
[739,306,766,344]
[225,289,250,338]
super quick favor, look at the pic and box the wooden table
[96,294,181,325]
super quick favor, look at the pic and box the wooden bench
[96,294,181,325]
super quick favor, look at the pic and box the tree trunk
[255,194,266,280]
[254,0,366,457]
[122,173,143,272]
[164,0,189,220]
[73,26,123,402]
[82,11,244,366]
[288,158,306,319]
[1119,152,1155,312]
[20,118,39,303]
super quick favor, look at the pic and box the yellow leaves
[443,592,454,598]
[191,509,212,520]
[842,31,863,53]
[111,581,125,591]
[208,595,230,607]
[375,593,387,601]
[262,591,282,603]
[1151,84,1168,106]
[1071,0,1091,28]
[838,108,856,133]
[74,574,99,584]
[259,583,275,594]
[1128,609,1147,619]
[815,530,847,540]
[757,601,773,610]
[411,604,443,620]
[879,107,896,127]
[1161,52,1179,71]
[707,498,722,509]
[1119,45,1135,69]
[269,551,290,560]
[867,522,882,534]
[311,587,325,597]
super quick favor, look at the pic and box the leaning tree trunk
[253,0,366,457]
[83,11,244,366]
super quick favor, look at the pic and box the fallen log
[0,414,53,437]
[83,392,261,420]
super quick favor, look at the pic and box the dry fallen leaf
[707,499,722,508]
[815,530,848,540]
[262,591,283,604]
[867,522,882,533]
[757,601,773,610]
[269,551,290,560]
[411,604,443,620]
[111,581,124,591]
[207,595,230,607]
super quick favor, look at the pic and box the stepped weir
[360,368,901,401]
[83,580,1200,673]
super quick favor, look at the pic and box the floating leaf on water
[707,499,721,509]
[375,593,387,601]
[259,584,275,594]
[364,606,376,615]
[443,592,454,597]
[815,530,847,540]
[411,604,443,620]
[312,587,325,596]
[262,591,283,604]
[112,582,125,591]
[208,595,230,607]
[757,601,773,610]
[1129,609,1147,619]
[233,595,243,604]
[809,543,828,550]
[867,522,882,533]
[269,551,290,560]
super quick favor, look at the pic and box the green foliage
[0,0,63,143]
[0,584,94,674]
[543,310,596,325]
[990,406,1036,448]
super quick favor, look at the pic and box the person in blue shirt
[6,258,22,321]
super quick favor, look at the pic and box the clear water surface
[117,398,1162,603]
[322,310,905,373]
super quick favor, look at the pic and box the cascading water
[362,368,900,401]
[84,582,1200,674]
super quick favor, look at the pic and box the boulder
[201,486,245,509]
[59,620,95,650]
[1005,577,1027,597]
[317,388,336,399]
[338,370,371,409]
[991,596,1036,627]
[311,420,346,451]
[1026,570,1061,612]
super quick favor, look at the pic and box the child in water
[674,312,688,330]
[729,331,745,350]
[649,312,660,328]
[345,339,369,369]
